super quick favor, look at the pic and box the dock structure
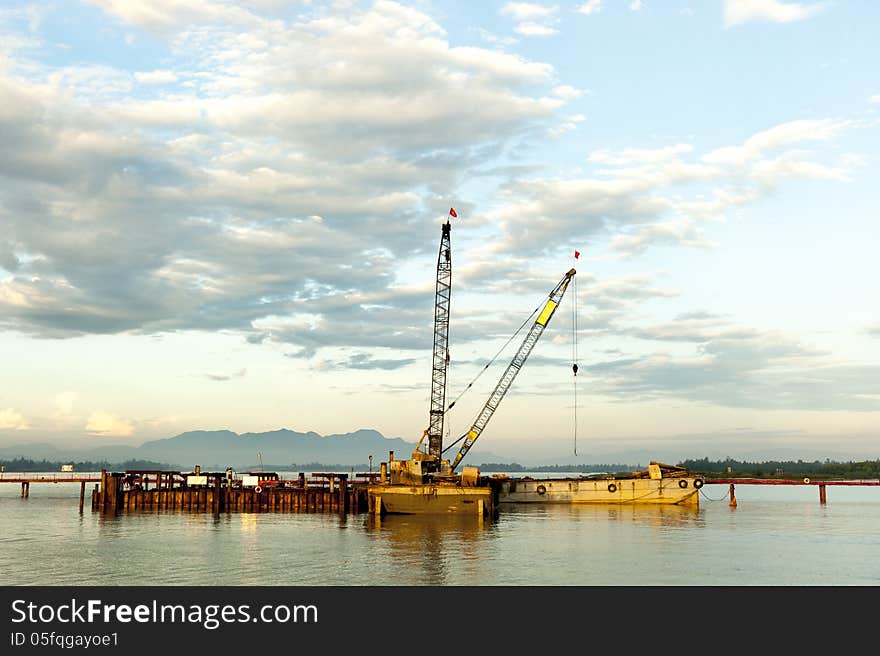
[706,477,880,506]
[0,472,102,513]
[90,469,376,515]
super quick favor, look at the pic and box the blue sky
[0,0,878,465]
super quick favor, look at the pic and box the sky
[1,0,879,465]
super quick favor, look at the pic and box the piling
[79,481,86,513]
[819,483,827,504]
[729,483,737,508]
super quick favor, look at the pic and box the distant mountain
[0,428,508,470]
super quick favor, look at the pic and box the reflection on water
[365,513,494,586]
[504,502,705,529]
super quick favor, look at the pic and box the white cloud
[204,368,247,381]
[85,411,134,437]
[0,408,29,430]
[629,0,643,11]
[488,117,851,257]
[134,69,179,84]
[870,94,880,104]
[702,119,847,165]
[502,3,559,37]
[501,3,558,21]
[590,143,693,165]
[575,0,603,15]
[552,85,586,101]
[85,0,260,32]
[611,220,717,256]
[514,21,558,36]
[724,0,825,27]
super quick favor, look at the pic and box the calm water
[2,473,879,586]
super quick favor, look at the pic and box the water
[2,473,879,586]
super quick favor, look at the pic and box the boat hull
[494,476,702,506]
[368,484,494,516]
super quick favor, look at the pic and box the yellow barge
[491,462,705,507]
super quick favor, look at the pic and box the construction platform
[89,469,373,515]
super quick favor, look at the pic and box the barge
[366,450,495,517]
[491,462,705,507]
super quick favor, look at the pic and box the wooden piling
[213,477,221,517]
[729,483,737,508]
[100,470,107,511]
[819,483,827,504]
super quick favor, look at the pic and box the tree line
[0,457,178,472]
[678,457,880,479]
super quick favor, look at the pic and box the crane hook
[572,363,578,376]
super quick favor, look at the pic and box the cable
[444,304,540,412]
[571,274,578,456]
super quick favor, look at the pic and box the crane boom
[449,268,576,472]
[427,219,452,459]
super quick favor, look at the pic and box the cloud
[575,1,603,16]
[702,119,847,165]
[629,0,643,10]
[0,1,566,358]
[0,408,29,430]
[501,3,557,21]
[723,0,826,28]
[551,85,587,101]
[501,3,559,37]
[611,220,717,256]
[204,368,247,381]
[589,144,693,166]
[85,0,261,32]
[320,353,417,371]
[482,117,852,258]
[514,22,558,36]
[134,69,178,84]
[86,411,134,436]
[580,317,880,412]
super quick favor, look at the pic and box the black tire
[536,484,547,495]
[693,479,704,489]
[678,479,688,489]
[607,483,617,493]
[254,486,262,494]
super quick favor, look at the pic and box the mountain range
[0,428,508,470]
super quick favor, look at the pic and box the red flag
[574,250,580,259]
[449,207,457,218]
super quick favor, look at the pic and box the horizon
[1,1,879,464]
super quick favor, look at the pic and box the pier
[90,469,376,515]
[0,472,102,512]
[706,477,880,506]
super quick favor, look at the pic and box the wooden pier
[0,472,101,512]
[706,477,880,506]
[90,469,375,515]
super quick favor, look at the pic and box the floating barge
[365,451,495,517]
[490,462,706,507]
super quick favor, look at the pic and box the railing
[0,472,102,483]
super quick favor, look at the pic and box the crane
[426,217,452,460]
[396,211,454,484]
[447,268,576,473]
